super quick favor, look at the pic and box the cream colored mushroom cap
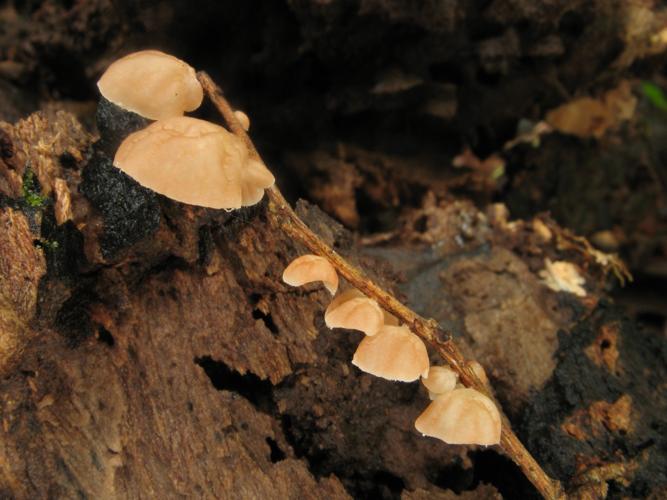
[539,258,586,297]
[325,289,384,335]
[421,366,457,399]
[113,116,275,209]
[98,50,203,120]
[468,360,489,387]
[415,388,501,446]
[282,255,339,295]
[234,110,251,131]
[352,325,429,382]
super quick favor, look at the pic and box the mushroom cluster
[96,50,273,210]
[282,254,429,381]
[282,254,501,446]
[97,50,500,448]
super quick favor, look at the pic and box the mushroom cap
[415,388,501,446]
[234,110,250,131]
[421,366,458,399]
[113,116,275,209]
[383,310,401,326]
[324,289,384,336]
[539,258,586,297]
[468,361,489,387]
[97,50,203,120]
[352,325,429,382]
[282,255,339,295]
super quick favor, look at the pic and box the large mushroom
[113,116,275,209]
[97,50,203,121]
[415,388,501,446]
[352,325,429,382]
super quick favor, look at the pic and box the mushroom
[282,255,339,295]
[324,289,384,336]
[234,110,250,131]
[415,388,501,446]
[113,116,275,209]
[467,360,489,388]
[352,325,429,382]
[539,258,586,297]
[97,50,203,120]
[383,310,400,326]
[421,365,457,400]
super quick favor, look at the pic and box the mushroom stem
[197,71,566,500]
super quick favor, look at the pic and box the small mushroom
[113,116,275,209]
[282,255,338,295]
[324,289,384,336]
[415,388,501,446]
[97,50,203,120]
[468,360,489,388]
[234,110,250,131]
[421,366,457,400]
[539,258,586,297]
[352,325,429,382]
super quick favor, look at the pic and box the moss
[21,168,47,208]
[34,239,60,251]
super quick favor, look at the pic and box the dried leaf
[546,81,637,139]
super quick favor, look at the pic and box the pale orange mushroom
[352,325,429,382]
[98,50,203,120]
[234,110,251,131]
[383,310,401,326]
[282,255,339,295]
[421,365,457,400]
[415,387,501,446]
[324,289,384,336]
[113,116,275,209]
[468,360,489,388]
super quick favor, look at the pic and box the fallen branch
[198,71,566,500]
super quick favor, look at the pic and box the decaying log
[1,110,354,499]
[0,85,665,500]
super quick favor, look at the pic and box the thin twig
[198,71,566,500]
